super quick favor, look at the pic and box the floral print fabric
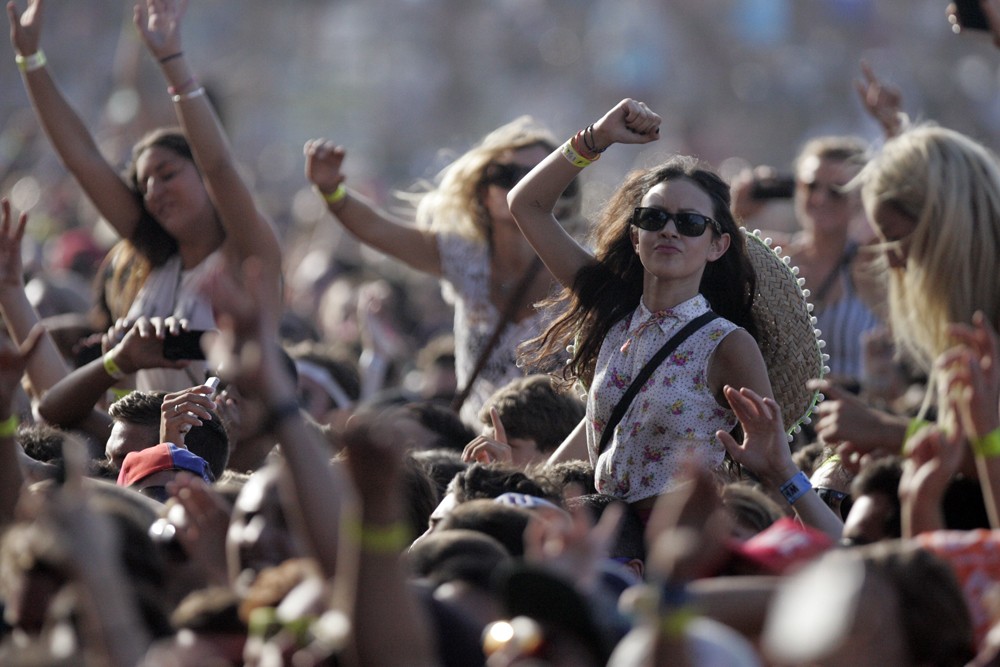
[588,294,739,502]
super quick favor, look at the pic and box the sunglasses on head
[483,162,579,197]
[631,207,720,237]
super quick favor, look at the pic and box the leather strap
[597,311,718,454]
[450,257,544,413]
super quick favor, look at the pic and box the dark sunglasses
[631,207,720,237]
[816,487,853,521]
[483,162,579,198]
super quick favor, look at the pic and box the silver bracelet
[171,87,206,103]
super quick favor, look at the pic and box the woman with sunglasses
[733,136,881,394]
[509,99,772,509]
[304,117,581,425]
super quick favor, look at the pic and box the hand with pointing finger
[462,407,545,470]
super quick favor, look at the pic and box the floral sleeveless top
[588,294,739,502]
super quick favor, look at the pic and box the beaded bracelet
[0,414,19,439]
[15,50,46,73]
[320,184,347,206]
[779,470,812,505]
[103,352,126,381]
[345,518,411,554]
[972,428,1000,458]
[171,87,206,103]
[561,139,593,168]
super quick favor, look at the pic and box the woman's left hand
[716,385,798,486]
[0,198,27,293]
[133,0,187,60]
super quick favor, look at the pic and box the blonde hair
[413,116,571,244]
[859,124,1000,371]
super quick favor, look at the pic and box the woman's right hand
[0,198,26,292]
[591,98,661,150]
[6,0,42,56]
[809,378,908,458]
[304,139,347,196]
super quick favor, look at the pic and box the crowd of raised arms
[3,0,1000,665]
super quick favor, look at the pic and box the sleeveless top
[813,243,880,383]
[438,233,547,427]
[126,252,220,392]
[588,294,740,503]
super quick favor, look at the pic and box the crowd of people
[3,0,1000,665]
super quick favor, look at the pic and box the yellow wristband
[15,50,46,73]
[320,184,347,206]
[659,607,696,639]
[345,518,411,554]
[902,418,931,455]
[560,139,593,168]
[0,414,18,438]
[111,388,133,402]
[103,352,126,381]
[972,428,1000,458]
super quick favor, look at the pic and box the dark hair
[403,453,441,541]
[185,407,230,480]
[411,448,469,499]
[407,529,510,591]
[858,541,975,667]
[108,390,164,428]
[524,155,757,386]
[478,374,585,454]
[448,462,556,504]
[403,401,477,452]
[565,494,646,562]
[105,128,191,318]
[437,499,533,557]
[17,423,69,464]
[530,459,597,497]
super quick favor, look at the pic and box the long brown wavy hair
[102,128,189,318]
[523,155,758,388]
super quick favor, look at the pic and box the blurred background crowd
[3,0,1000,287]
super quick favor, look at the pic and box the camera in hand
[163,330,208,360]
[750,174,796,200]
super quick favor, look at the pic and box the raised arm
[37,316,189,430]
[304,138,442,276]
[0,198,69,394]
[7,0,144,238]
[943,311,1000,528]
[718,385,844,541]
[134,0,282,300]
[0,324,43,528]
[854,61,906,139]
[507,98,661,288]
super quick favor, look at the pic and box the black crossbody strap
[597,311,719,454]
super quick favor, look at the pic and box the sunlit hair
[858,124,1000,372]
[413,116,580,246]
[523,155,757,387]
[794,135,870,175]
